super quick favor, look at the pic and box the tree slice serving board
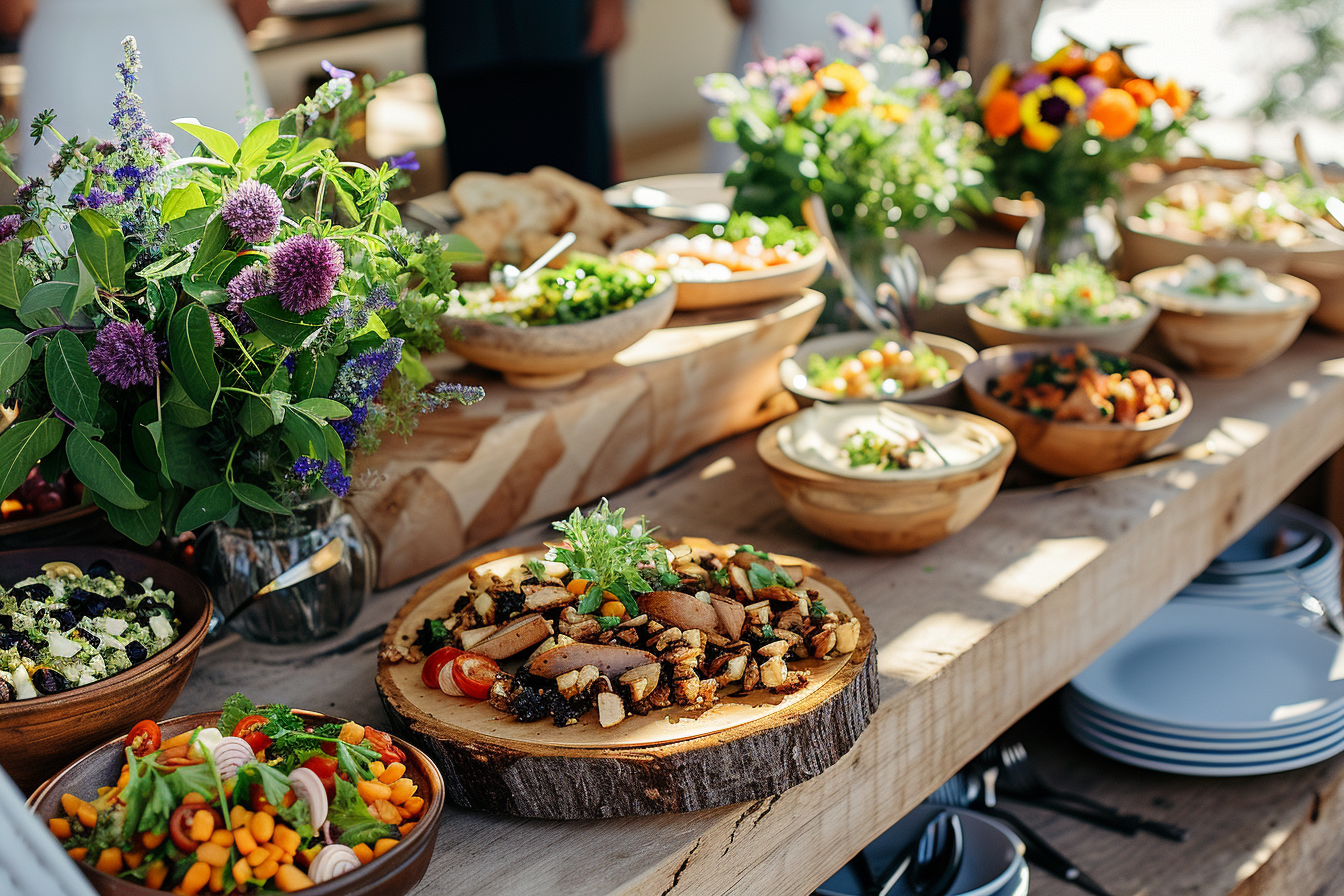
[376,543,879,818]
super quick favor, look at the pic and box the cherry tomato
[125,719,162,757]
[169,804,222,853]
[232,714,273,753]
[421,646,464,690]
[450,654,501,701]
[299,755,340,799]
[362,727,405,764]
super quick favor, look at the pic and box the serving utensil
[219,538,345,628]
[853,810,963,896]
[491,231,577,291]
[801,194,892,333]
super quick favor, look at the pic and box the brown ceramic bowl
[756,405,1015,553]
[1131,265,1319,377]
[444,281,677,389]
[962,344,1193,478]
[0,547,211,791]
[28,709,444,896]
[966,287,1159,354]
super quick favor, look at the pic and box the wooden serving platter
[375,543,879,819]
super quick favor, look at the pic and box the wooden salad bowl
[1131,266,1320,378]
[756,407,1016,554]
[444,282,677,389]
[28,710,445,896]
[965,286,1160,354]
[962,344,1193,478]
[375,544,879,819]
[672,247,827,310]
[779,331,978,409]
[0,547,212,792]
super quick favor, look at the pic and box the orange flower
[1156,79,1193,118]
[814,61,869,115]
[790,80,820,114]
[876,102,913,123]
[1089,88,1140,139]
[1122,78,1157,108]
[1020,127,1057,151]
[983,90,1022,138]
[1091,51,1125,87]
[1036,43,1089,77]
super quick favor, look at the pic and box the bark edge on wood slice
[375,543,879,819]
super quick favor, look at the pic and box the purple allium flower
[269,234,343,315]
[0,215,21,244]
[321,60,355,80]
[320,458,350,497]
[387,151,419,172]
[221,180,283,243]
[88,320,158,389]
[226,265,270,334]
[291,456,321,478]
[208,312,225,347]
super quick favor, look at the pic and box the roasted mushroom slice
[530,643,659,680]
[523,585,578,612]
[710,596,746,641]
[636,591,721,635]
[470,614,553,660]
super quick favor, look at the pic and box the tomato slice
[299,755,340,799]
[232,714,273,752]
[169,804,222,853]
[421,646,464,690]
[125,719,162,758]
[362,727,405,764]
[450,654,501,701]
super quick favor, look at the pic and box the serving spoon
[491,231,577,291]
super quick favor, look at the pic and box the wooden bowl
[0,547,211,792]
[672,247,827,310]
[1131,266,1319,377]
[961,344,1194,478]
[444,282,677,389]
[779,331,978,408]
[757,406,1015,553]
[1288,253,1344,333]
[965,287,1159,353]
[1119,218,1295,280]
[28,710,444,896]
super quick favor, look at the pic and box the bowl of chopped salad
[779,331,977,408]
[28,695,444,896]
[614,213,826,310]
[444,253,676,389]
[1131,256,1319,377]
[966,258,1158,353]
[0,547,211,791]
[962,343,1192,478]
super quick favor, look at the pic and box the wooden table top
[168,257,1344,896]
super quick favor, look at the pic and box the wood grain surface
[165,252,1344,896]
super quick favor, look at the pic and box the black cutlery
[848,810,964,896]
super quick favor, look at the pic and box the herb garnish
[545,499,672,616]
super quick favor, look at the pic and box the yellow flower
[977,61,1013,107]
[1018,77,1087,152]
[814,61,868,115]
[876,102,912,123]
[790,80,820,114]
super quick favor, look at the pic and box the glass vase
[1018,203,1120,273]
[811,229,928,336]
[194,498,374,643]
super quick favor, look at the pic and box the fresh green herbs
[546,499,669,616]
[842,429,926,471]
[686,213,819,254]
[982,258,1144,328]
[414,618,452,653]
[525,558,548,580]
[328,778,397,847]
[747,561,796,591]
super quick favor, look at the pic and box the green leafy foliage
[545,499,667,616]
[329,778,396,846]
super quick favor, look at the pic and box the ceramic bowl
[1130,265,1319,377]
[444,282,677,389]
[28,709,444,896]
[672,247,827,311]
[779,331,978,408]
[757,404,1015,553]
[966,287,1159,353]
[962,344,1193,478]
[0,547,211,791]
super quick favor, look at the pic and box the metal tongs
[491,232,577,291]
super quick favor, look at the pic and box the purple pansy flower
[221,180,283,243]
[321,60,355,80]
[268,233,344,315]
[88,320,159,389]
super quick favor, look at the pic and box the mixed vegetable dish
[979,258,1146,329]
[805,337,952,399]
[453,253,668,326]
[617,212,819,283]
[987,344,1180,425]
[46,695,425,892]
[383,501,861,730]
[0,559,179,700]
[841,429,931,471]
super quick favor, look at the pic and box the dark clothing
[422,0,615,187]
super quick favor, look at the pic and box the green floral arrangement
[698,13,990,238]
[0,38,483,545]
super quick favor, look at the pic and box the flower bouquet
[699,13,990,239]
[0,38,483,547]
[975,40,1201,258]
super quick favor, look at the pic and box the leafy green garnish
[842,429,926,471]
[810,597,829,617]
[983,257,1140,328]
[235,761,313,833]
[597,615,622,630]
[710,568,730,587]
[218,692,258,736]
[685,212,819,254]
[525,558,547,580]
[329,777,396,846]
[546,499,667,617]
[415,618,452,652]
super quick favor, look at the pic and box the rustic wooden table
[168,250,1344,896]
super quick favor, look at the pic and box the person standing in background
[421,0,625,188]
[6,0,272,180]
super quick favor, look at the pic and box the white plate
[1071,603,1344,729]
[603,174,735,223]
[1064,692,1344,750]
[1210,503,1337,575]
[1064,684,1344,740]
[1065,704,1344,761]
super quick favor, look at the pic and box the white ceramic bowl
[779,331,978,408]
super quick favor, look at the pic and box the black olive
[76,627,99,648]
[122,581,145,597]
[0,679,14,702]
[66,587,96,608]
[32,668,67,694]
[0,630,14,649]
[86,559,116,580]
[16,637,41,660]
[105,594,126,611]
[30,607,46,620]
[0,613,10,629]
[14,583,52,601]
[51,608,77,631]
[125,641,147,664]
[83,597,109,617]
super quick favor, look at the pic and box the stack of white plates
[1171,504,1342,622]
[1065,602,1344,775]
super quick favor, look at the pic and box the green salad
[455,254,668,326]
[981,258,1145,328]
[842,430,927,470]
[686,212,819,255]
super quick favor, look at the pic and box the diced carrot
[371,799,400,825]
[388,778,416,804]
[179,861,211,896]
[377,762,405,785]
[189,809,215,841]
[274,864,314,892]
[209,829,233,847]
[77,804,98,829]
[398,821,417,837]
[230,805,252,830]
[566,578,590,595]
[208,863,226,893]
[247,848,270,868]
[48,817,72,839]
[281,790,296,808]
[60,793,85,817]
[249,811,274,844]
[66,847,88,861]
[182,791,207,806]
[372,838,398,858]
[161,730,194,749]
[264,842,284,862]
[141,830,167,850]
[338,722,365,745]
[234,827,257,855]
[272,825,300,854]
[368,760,385,778]
[402,796,424,817]
[95,847,123,874]
[356,779,392,803]
[232,859,252,888]
[145,860,169,890]
[124,850,145,870]
[196,842,231,867]
[253,859,279,882]
[351,843,373,865]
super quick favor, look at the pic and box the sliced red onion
[287,766,329,829]
[209,736,256,780]
[438,661,464,696]
[309,844,361,883]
